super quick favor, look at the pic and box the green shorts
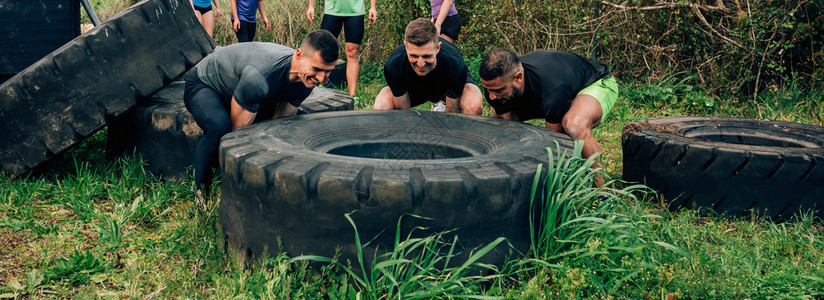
[577,76,618,124]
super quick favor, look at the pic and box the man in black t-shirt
[373,18,482,114]
[183,30,339,208]
[478,48,619,182]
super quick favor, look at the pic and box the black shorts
[320,14,365,44]
[440,14,461,41]
[234,20,256,42]
[193,4,212,15]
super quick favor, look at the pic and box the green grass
[290,213,506,299]
[2,93,823,297]
[5,1,820,298]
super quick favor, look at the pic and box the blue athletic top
[235,0,258,23]
[192,0,211,8]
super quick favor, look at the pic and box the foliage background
[199,0,822,100]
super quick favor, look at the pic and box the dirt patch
[621,121,644,140]
[622,118,686,141]
[0,229,34,285]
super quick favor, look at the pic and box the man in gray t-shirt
[183,29,339,208]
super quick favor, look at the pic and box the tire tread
[623,117,824,219]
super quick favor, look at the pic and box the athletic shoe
[431,101,446,112]
[353,96,364,108]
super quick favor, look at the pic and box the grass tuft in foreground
[291,213,505,299]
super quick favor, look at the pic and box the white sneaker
[431,101,446,112]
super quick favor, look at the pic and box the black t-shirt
[195,42,312,120]
[383,38,473,104]
[487,50,611,124]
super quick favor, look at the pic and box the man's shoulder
[521,50,586,65]
[385,44,407,64]
[214,42,295,55]
[438,39,462,55]
[384,44,409,78]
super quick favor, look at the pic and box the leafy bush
[458,0,822,97]
[90,0,821,99]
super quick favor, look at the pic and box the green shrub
[90,0,821,99]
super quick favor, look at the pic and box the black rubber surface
[218,111,573,266]
[0,0,214,176]
[106,84,354,179]
[622,117,824,219]
[0,0,81,75]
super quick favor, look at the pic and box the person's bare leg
[344,42,360,97]
[201,10,215,38]
[372,86,396,110]
[561,94,604,186]
[546,122,562,132]
[451,83,482,115]
[194,10,204,25]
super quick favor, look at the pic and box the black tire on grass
[218,110,572,267]
[105,81,201,179]
[297,87,355,114]
[106,84,354,179]
[622,117,824,219]
[0,0,213,176]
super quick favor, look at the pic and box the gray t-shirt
[195,42,311,117]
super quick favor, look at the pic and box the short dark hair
[479,48,521,81]
[404,18,438,46]
[301,29,339,63]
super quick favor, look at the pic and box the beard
[491,97,512,108]
[497,85,524,107]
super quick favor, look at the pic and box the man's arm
[392,92,412,110]
[444,95,459,113]
[230,96,256,129]
[373,86,410,110]
[492,110,519,121]
[433,0,454,35]
[368,0,377,22]
[257,0,270,30]
[306,0,316,22]
[545,122,563,132]
[230,0,240,32]
[445,84,482,115]
[272,101,299,119]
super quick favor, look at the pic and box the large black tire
[0,0,213,176]
[106,84,354,179]
[218,111,572,267]
[622,117,824,219]
[0,0,81,76]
